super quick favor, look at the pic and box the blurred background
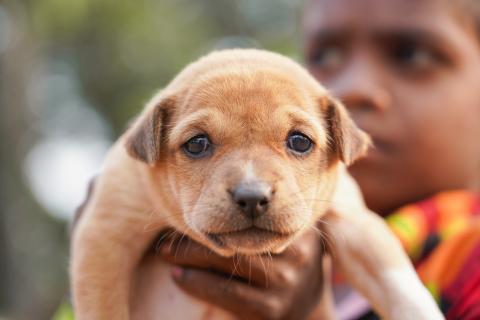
[0,0,302,319]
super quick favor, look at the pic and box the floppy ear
[125,96,175,164]
[323,97,371,166]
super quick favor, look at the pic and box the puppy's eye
[183,135,211,158]
[287,132,313,155]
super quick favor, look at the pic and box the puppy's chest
[131,256,235,320]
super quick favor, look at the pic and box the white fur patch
[243,160,256,181]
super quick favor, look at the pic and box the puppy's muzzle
[230,182,272,220]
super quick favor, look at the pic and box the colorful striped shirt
[387,191,480,319]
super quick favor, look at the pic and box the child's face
[303,0,480,215]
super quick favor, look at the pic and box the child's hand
[158,229,328,320]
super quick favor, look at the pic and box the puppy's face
[126,51,369,256]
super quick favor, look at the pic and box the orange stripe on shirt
[417,219,480,290]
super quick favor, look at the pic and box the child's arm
[325,169,444,320]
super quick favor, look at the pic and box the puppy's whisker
[174,232,187,260]
[308,224,323,234]
[277,183,325,199]
[266,251,274,277]
[146,211,184,226]
[309,224,336,258]
[276,198,334,209]
[228,254,241,284]
[142,209,161,233]
[257,254,269,288]
[273,196,334,214]
[167,231,181,253]
[183,237,193,258]
[153,229,176,254]
[248,256,253,286]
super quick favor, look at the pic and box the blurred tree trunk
[0,2,68,319]
[0,0,11,310]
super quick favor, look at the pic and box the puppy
[71,49,443,320]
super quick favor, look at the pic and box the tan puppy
[71,49,443,320]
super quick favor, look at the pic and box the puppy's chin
[202,227,296,256]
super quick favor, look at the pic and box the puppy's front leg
[71,195,162,320]
[324,171,443,320]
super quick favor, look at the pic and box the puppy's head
[126,49,370,256]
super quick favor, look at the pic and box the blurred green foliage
[52,303,74,320]
[25,0,301,134]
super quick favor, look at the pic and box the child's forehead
[303,0,476,37]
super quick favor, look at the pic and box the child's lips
[372,137,392,151]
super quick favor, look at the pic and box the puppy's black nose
[231,183,272,219]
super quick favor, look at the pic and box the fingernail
[171,266,183,278]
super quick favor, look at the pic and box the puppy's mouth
[205,227,292,253]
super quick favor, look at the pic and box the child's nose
[329,55,391,113]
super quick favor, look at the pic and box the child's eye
[307,45,346,72]
[388,42,439,71]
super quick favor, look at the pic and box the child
[301,0,480,318]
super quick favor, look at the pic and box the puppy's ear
[125,96,175,164]
[323,97,371,166]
